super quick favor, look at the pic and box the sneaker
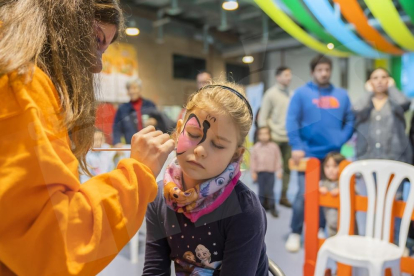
[279,197,292,208]
[285,233,301,252]
[318,228,326,239]
[270,208,279,218]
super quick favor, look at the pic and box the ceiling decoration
[255,0,350,57]
[255,0,414,57]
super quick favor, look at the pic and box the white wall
[347,56,369,103]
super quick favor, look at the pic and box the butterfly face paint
[176,113,211,155]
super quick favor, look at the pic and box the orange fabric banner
[333,0,404,55]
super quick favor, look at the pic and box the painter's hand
[291,150,305,165]
[130,126,175,176]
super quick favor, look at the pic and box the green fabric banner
[391,56,402,90]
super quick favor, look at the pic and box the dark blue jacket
[143,181,268,276]
[112,99,156,144]
[286,81,354,159]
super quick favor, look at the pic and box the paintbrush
[91,148,131,151]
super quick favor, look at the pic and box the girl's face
[323,157,339,182]
[176,108,243,186]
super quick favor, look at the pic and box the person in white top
[258,66,293,208]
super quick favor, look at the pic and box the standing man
[177,71,212,121]
[113,78,157,146]
[285,55,354,252]
[258,66,293,208]
[196,70,213,89]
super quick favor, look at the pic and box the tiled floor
[99,172,303,276]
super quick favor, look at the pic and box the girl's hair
[0,0,124,174]
[368,67,391,80]
[182,81,253,147]
[322,152,346,179]
[183,251,194,259]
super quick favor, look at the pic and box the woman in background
[353,68,411,163]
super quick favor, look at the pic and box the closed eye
[212,141,225,149]
[188,132,201,139]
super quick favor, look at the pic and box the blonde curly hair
[182,81,252,147]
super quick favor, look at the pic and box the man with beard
[285,54,354,252]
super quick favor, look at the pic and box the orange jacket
[0,67,158,275]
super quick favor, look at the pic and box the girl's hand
[330,188,339,197]
[277,171,283,179]
[130,126,175,176]
[252,172,258,183]
[319,186,328,195]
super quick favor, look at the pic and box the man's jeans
[290,171,326,234]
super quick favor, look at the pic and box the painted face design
[176,113,213,155]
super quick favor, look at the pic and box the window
[226,63,250,86]
[173,54,206,80]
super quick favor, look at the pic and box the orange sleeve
[0,68,158,275]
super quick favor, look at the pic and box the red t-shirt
[131,98,143,130]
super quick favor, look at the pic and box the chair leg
[368,262,385,276]
[314,250,329,276]
[390,264,400,276]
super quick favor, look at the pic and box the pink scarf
[163,158,241,222]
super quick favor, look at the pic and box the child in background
[319,152,346,237]
[143,82,268,276]
[79,128,116,183]
[251,127,282,218]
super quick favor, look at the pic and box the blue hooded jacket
[286,81,354,159]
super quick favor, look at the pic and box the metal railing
[269,259,286,276]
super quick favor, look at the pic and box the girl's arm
[220,190,268,275]
[142,200,172,276]
[274,143,283,173]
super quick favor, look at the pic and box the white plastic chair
[314,160,414,276]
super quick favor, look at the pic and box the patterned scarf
[163,158,241,222]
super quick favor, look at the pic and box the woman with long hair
[353,67,411,163]
[0,1,174,275]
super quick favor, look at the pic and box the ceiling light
[327,43,335,50]
[222,0,238,11]
[126,27,140,36]
[242,56,254,64]
[125,20,140,36]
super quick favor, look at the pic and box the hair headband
[197,84,253,120]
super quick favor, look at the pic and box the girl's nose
[194,144,207,158]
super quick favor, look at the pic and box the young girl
[143,82,268,276]
[319,152,345,237]
[251,126,282,218]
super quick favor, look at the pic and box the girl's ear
[232,147,245,162]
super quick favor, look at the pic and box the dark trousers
[276,142,291,198]
[257,172,276,210]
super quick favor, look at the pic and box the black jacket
[112,99,156,144]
